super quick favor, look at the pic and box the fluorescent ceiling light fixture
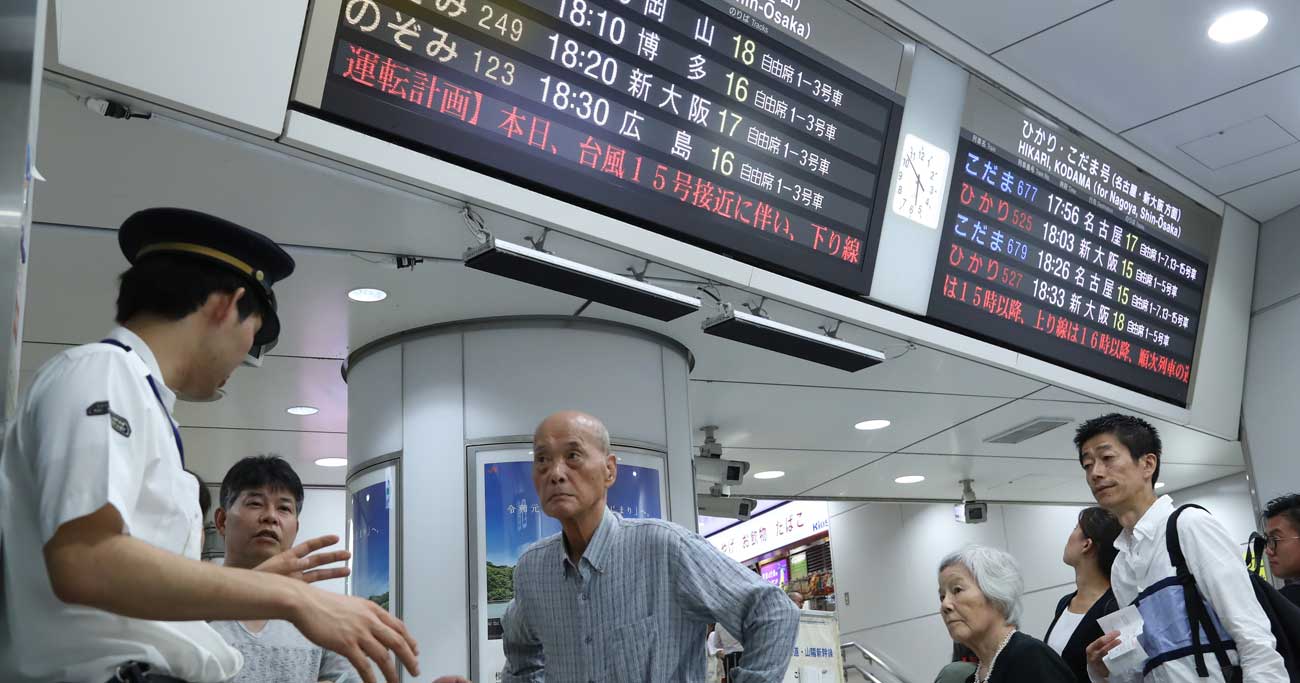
[753,470,785,480]
[286,406,319,416]
[894,475,925,484]
[854,419,891,431]
[1208,9,1268,43]
[464,237,701,321]
[315,457,347,467]
[1155,482,1167,490]
[702,307,885,372]
[347,287,388,302]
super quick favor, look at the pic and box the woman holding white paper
[938,545,1074,683]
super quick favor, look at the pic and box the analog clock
[891,133,951,230]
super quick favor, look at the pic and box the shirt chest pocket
[611,614,659,683]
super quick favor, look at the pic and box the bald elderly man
[501,411,799,683]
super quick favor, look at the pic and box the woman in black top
[1044,507,1122,683]
[938,546,1073,683]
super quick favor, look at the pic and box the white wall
[829,474,1256,682]
[1170,473,1257,545]
[1243,204,1300,513]
[829,500,1081,683]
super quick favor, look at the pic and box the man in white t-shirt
[209,456,359,683]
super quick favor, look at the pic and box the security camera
[953,479,988,524]
[694,457,750,486]
[694,425,749,488]
[697,493,758,521]
[953,500,989,524]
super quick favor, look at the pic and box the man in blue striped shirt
[502,411,800,683]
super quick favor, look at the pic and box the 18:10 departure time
[557,0,628,45]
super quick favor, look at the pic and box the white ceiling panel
[689,382,1009,453]
[1223,168,1300,222]
[1122,68,1300,195]
[900,398,1242,466]
[717,447,890,499]
[1031,386,1104,403]
[996,0,1300,132]
[177,355,348,432]
[1178,116,1297,171]
[691,336,1044,398]
[21,341,346,432]
[183,428,348,487]
[801,451,1242,502]
[898,0,1109,53]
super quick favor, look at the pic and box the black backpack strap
[1167,504,1237,678]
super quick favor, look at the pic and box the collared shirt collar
[107,326,177,411]
[1131,494,1174,543]
[560,507,618,575]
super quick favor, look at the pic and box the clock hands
[906,156,926,193]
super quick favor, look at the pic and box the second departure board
[927,84,1221,406]
[298,0,903,294]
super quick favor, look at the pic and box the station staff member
[0,209,421,683]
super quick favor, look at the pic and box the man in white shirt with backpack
[1078,413,1287,682]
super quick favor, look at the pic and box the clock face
[891,133,951,230]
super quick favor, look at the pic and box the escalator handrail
[844,663,885,683]
[840,641,898,674]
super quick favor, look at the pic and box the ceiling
[23,64,1247,504]
[896,0,1300,223]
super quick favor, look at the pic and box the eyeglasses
[1267,536,1300,552]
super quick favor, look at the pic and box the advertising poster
[348,464,397,615]
[761,558,790,587]
[473,446,666,682]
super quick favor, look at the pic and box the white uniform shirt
[1092,495,1286,683]
[0,327,242,682]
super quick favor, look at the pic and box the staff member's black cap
[118,208,295,359]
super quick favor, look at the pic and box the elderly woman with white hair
[938,545,1073,683]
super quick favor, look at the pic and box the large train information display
[927,85,1220,405]
[299,0,903,294]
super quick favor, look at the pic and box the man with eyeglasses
[1262,494,1300,607]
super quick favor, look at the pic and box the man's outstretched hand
[254,534,351,584]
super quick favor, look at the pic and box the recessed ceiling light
[1208,9,1268,43]
[854,419,891,431]
[347,287,388,302]
[894,475,926,484]
[315,457,347,468]
[753,470,785,480]
[287,406,319,416]
[1155,482,1167,490]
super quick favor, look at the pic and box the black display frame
[924,134,1208,407]
[291,0,905,298]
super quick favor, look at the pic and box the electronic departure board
[927,85,1221,406]
[295,0,903,294]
